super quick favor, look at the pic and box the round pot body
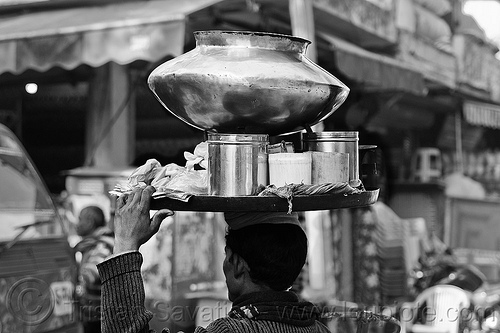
[148,30,349,136]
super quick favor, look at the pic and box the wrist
[113,239,139,254]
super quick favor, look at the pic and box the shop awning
[0,0,223,75]
[463,100,500,129]
[320,33,428,96]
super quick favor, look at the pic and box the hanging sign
[314,0,397,43]
[455,34,493,92]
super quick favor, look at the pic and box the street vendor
[97,185,331,333]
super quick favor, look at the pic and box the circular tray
[150,189,379,212]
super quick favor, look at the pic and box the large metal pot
[148,31,349,136]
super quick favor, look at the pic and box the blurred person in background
[74,205,114,333]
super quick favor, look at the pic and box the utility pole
[289,0,317,62]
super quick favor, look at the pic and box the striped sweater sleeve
[97,252,154,333]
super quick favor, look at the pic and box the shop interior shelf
[149,188,379,212]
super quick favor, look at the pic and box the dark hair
[225,223,307,291]
[80,206,105,228]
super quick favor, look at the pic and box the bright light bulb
[25,83,38,94]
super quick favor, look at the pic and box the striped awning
[0,0,223,75]
[463,100,500,129]
[319,32,427,96]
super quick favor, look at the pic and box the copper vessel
[148,31,349,136]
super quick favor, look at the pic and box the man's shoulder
[78,233,114,264]
[93,227,114,245]
[203,317,252,333]
[76,230,112,248]
[204,317,332,333]
[314,320,332,333]
[78,232,113,250]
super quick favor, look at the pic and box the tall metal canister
[207,133,268,196]
[302,131,360,187]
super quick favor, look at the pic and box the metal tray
[150,189,379,212]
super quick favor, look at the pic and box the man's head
[76,205,105,237]
[223,212,307,301]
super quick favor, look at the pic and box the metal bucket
[302,131,360,187]
[207,133,268,196]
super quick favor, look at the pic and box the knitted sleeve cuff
[97,251,142,283]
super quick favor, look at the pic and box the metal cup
[207,133,268,196]
[302,131,360,187]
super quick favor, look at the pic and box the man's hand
[113,185,174,254]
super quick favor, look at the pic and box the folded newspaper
[110,142,208,202]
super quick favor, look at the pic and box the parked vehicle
[0,123,79,332]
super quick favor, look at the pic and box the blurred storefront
[0,0,222,192]
[385,0,500,287]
